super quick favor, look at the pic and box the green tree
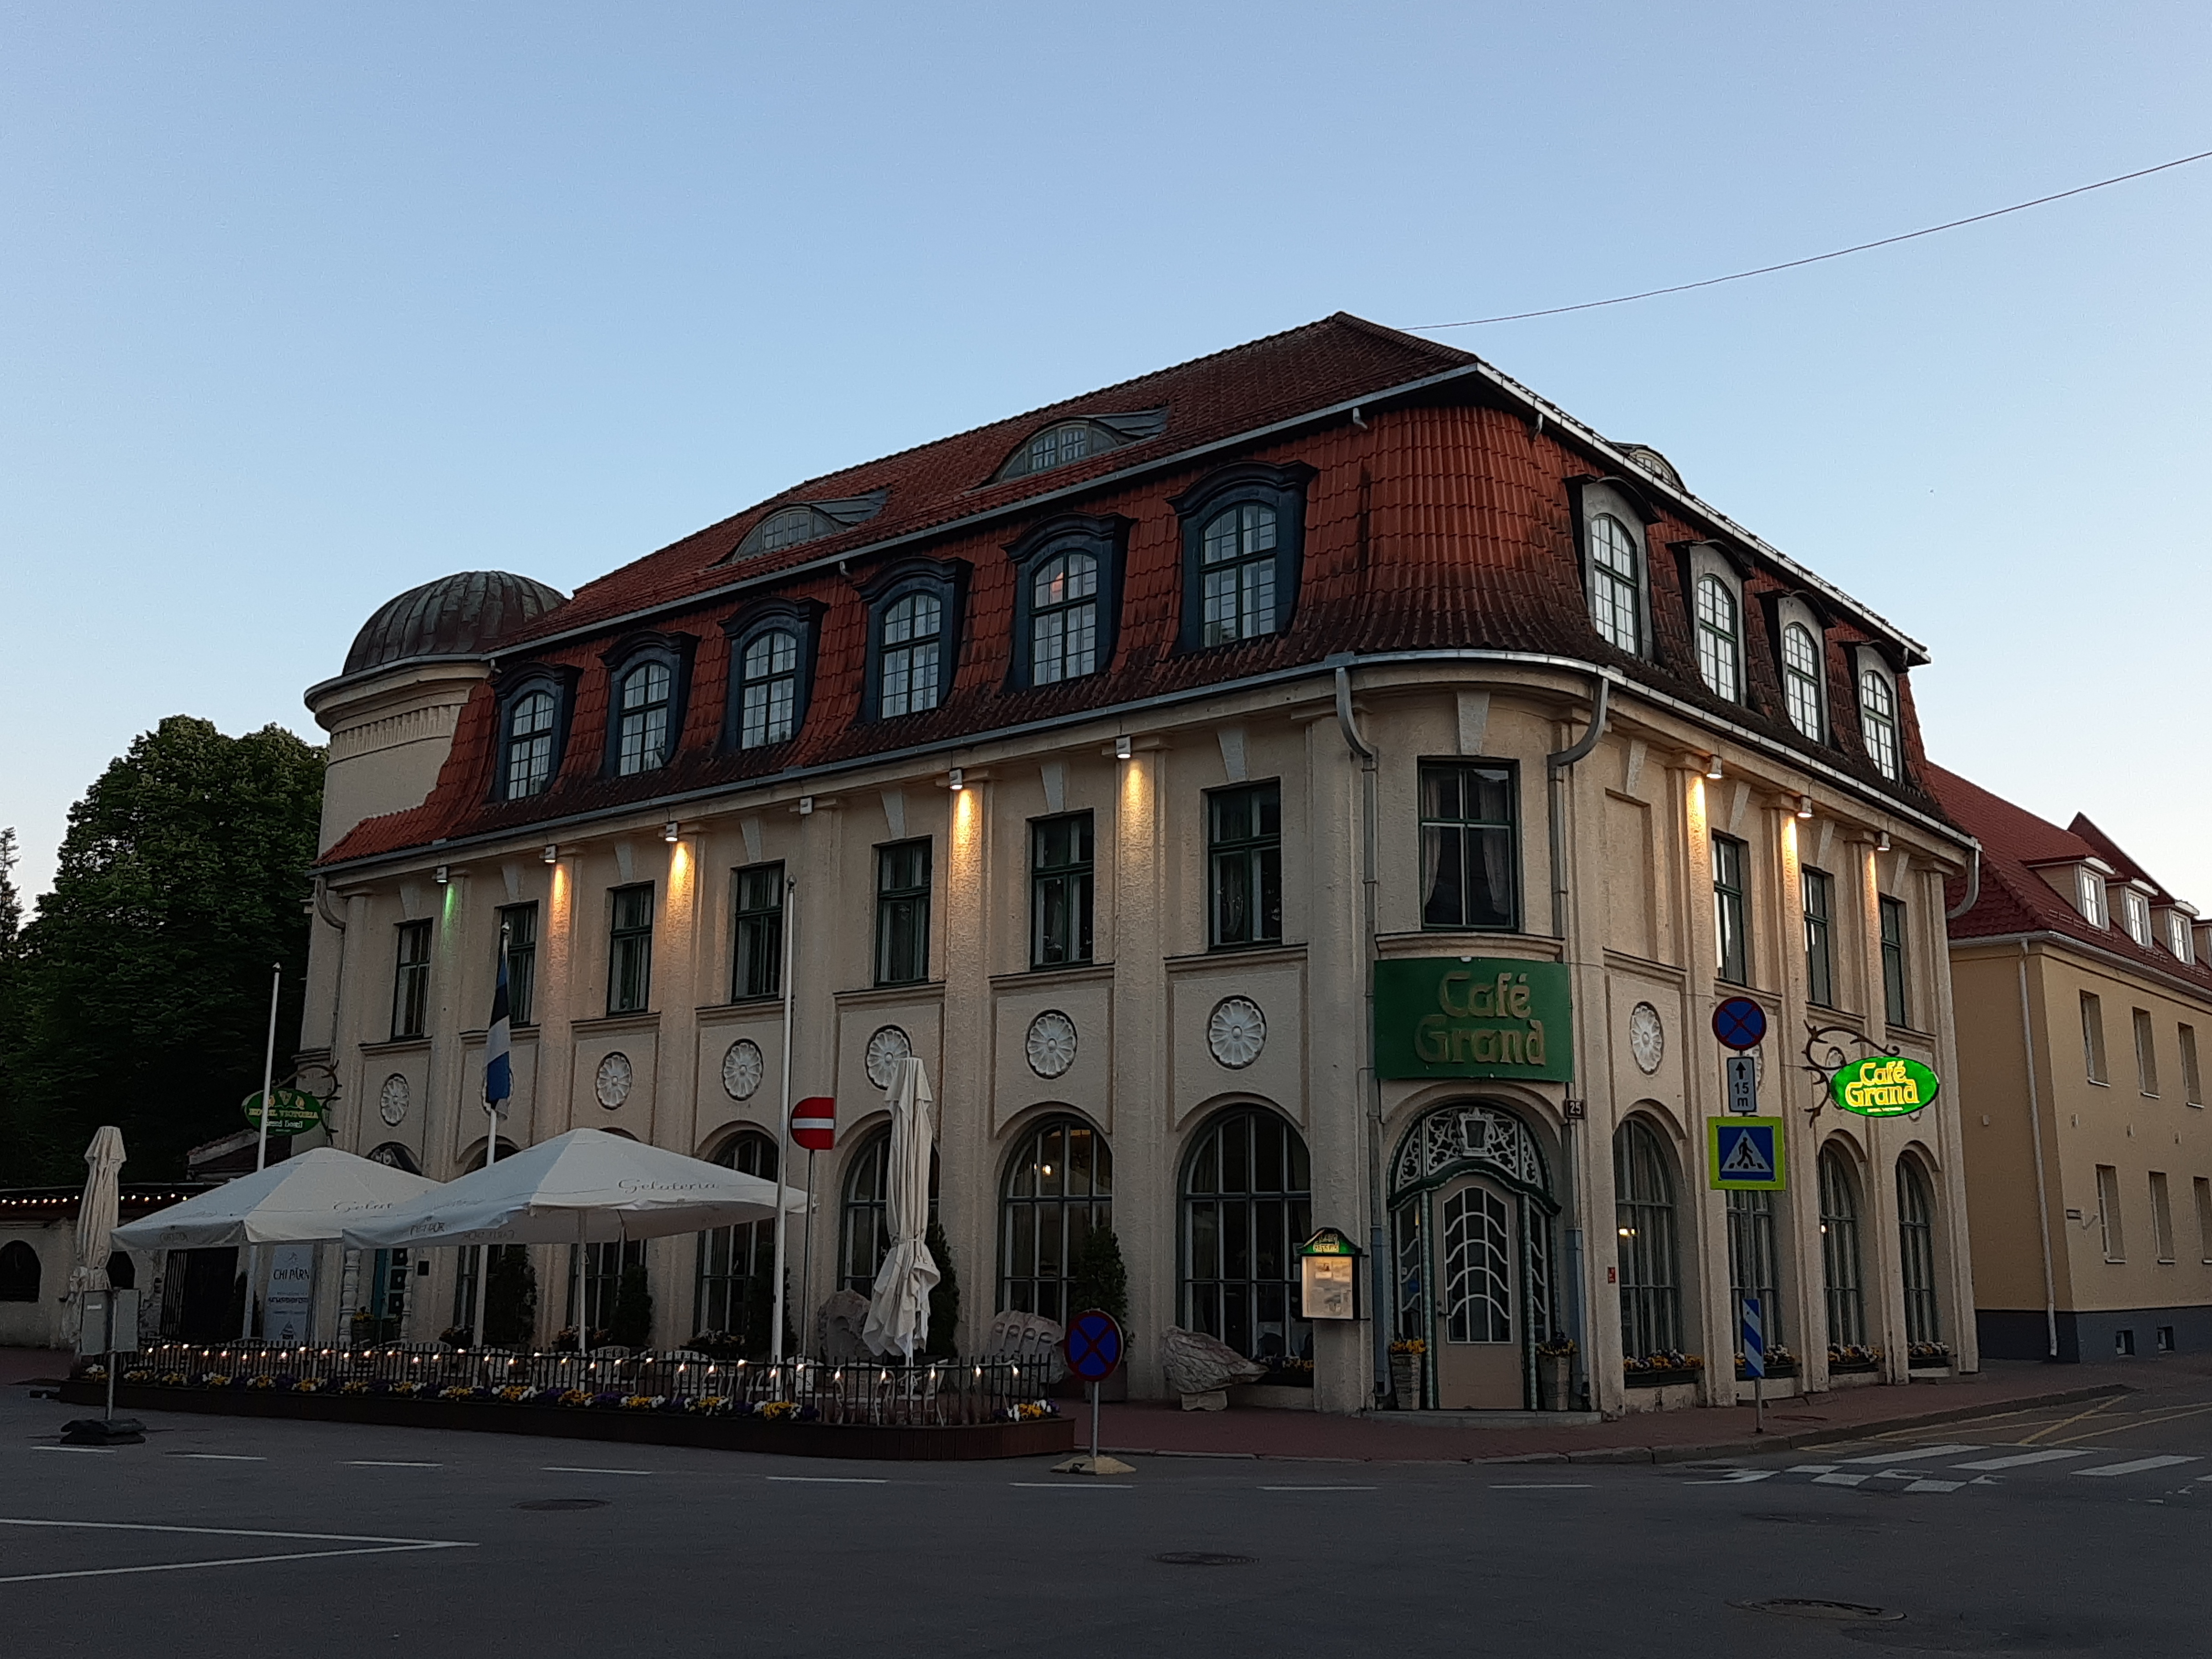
[1069,1225,1129,1327]
[4,718,325,1184]
[610,1261,654,1349]
[0,829,24,1177]
[484,1247,539,1349]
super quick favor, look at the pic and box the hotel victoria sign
[1372,959,1573,1083]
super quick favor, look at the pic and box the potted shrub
[1534,1333,1576,1410]
[1387,1337,1426,1409]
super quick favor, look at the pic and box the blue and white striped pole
[1740,1294,1766,1433]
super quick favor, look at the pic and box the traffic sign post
[1054,1310,1133,1478]
[1708,1116,1787,1192]
[1712,997,1767,1051]
[788,1096,834,1356]
[1741,1294,1766,1434]
[1724,1054,1759,1115]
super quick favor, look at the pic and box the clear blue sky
[4,4,2207,904]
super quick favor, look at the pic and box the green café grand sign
[1829,1055,1941,1118]
[1374,958,1573,1083]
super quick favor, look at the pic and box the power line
[1405,147,2212,331]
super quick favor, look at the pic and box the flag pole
[242,961,280,1340]
[769,879,796,1365]
[473,923,513,1353]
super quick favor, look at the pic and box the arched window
[1586,513,1642,653]
[999,1116,1111,1323]
[1694,574,1741,701]
[1859,667,1900,779]
[1782,623,1826,740]
[1897,1157,1941,1344]
[757,507,816,555]
[1726,1188,1785,1352]
[1819,1146,1866,1348]
[1023,423,1092,474]
[1180,1107,1311,1363]
[1199,503,1279,645]
[738,628,799,748]
[695,1131,780,1353]
[1612,1119,1681,1358]
[366,1142,423,1174]
[1030,549,1099,685]
[0,1241,40,1302]
[504,689,557,799]
[839,1126,940,1292]
[878,591,943,718]
[616,660,673,775]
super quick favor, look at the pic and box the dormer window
[1572,477,1656,659]
[617,661,672,774]
[1170,462,1314,654]
[504,690,557,799]
[995,409,1168,482]
[1858,664,1900,779]
[757,508,815,555]
[861,561,968,722]
[2077,868,2109,929]
[1588,514,1642,652]
[2168,912,2195,962]
[1694,573,1741,701]
[720,600,822,753]
[1782,622,1826,740]
[600,632,696,777]
[1006,513,1127,691]
[2121,889,2153,948]
[1026,423,1092,473]
[1201,503,1278,645]
[727,491,888,563]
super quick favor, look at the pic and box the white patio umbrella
[68,1126,127,1297]
[112,1147,441,1250]
[862,1057,939,1362]
[340,1128,804,1347]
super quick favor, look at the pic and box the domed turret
[342,571,567,676]
[308,571,566,855]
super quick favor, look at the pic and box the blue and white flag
[484,942,512,1109]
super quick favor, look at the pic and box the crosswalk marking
[1812,1473,1868,1486]
[1951,1449,2094,1471]
[2073,1455,2199,1478]
[1904,1478,1966,1493]
[1833,1442,1984,1466]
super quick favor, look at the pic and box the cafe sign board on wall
[1829,1056,1942,1118]
[1373,959,1573,1083]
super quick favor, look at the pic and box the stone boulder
[1159,1326,1265,1408]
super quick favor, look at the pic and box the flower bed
[1907,1341,1953,1370]
[1828,1343,1884,1375]
[1623,1351,1703,1389]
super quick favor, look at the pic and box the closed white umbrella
[862,1057,939,1363]
[68,1126,127,1297]
[111,1147,441,1250]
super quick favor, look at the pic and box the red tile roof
[1926,762,2212,991]
[321,314,1954,868]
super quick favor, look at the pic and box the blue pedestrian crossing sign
[1707,1115,1787,1191]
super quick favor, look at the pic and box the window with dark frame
[1198,503,1279,645]
[878,592,943,718]
[497,902,538,1027]
[1880,895,1909,1026]
[1727,1188,1786,1350]
[1029,550,1099,684]
[1818,1147,1866,1348]
[737,629,799,748]
[731,863,785,1001]
[695,1132,780,1353]
[392,919,432,1039]
[1802,868,1836,1009]
[607,883,654,1014]
[1694,574,1741,701]
[2134,1008,2159,1097]
[1897,1159,1942,1342]
[1000,1116,1112,1324]
[1208,783,1282,949]
[1613,1118,1682,1358]
[2082,992,2108,1083]
[615,661,673,775]
[1419,761,1517,930]
[875,840,932,986]
[1712,835,1750,986]
[504,690,556,799]
[1030,813,1094,968]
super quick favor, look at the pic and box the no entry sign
[1712,997,1768,1051]
[790,1096,835,1152]
[1064,1309,1124,1382]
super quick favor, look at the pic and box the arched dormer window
[1858,657,1901,780]
[721,600,823,752]
[861,561,969,722]
[1573,477,1658,658]
[1170,462,1316,654]
[600,633,697,777]
[995,409,1168,482]
[1005,514,1128,691]
[726,491,889,564]
[1781,621,1826,741]
[1694,573,1742,702]
[490,665,578,803]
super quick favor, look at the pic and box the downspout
[312,876,359,1330]
[1332,663,1389,1406]
[1545,674,1610,1408]
[1945,845,1982,922]
[2018,942,2059,1360]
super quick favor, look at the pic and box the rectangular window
[1030,813,1095,968]
[1880,896,1910,1027]
[1418,761,1518,930]
[1208,782,1283,949]
[2082,992,2108,1084]
[496,902,538,1027]
[874,840,932,986]
[606,884,654,1014]
[731,863,785,1001]
[391,919,432,1039]
[2077,869,2107,928]
[2169,912,2194,962]
[2195,1177,2212,1263]
[2134,1008,2159,1096]
[2150,1172,2175,1263]
[2183,1025,2204,1107]
[1712,834,1749,986]
[2096,1164,2125,1262]
[1802,868,1835,1009]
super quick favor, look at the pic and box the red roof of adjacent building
[320,313,1954,868]
[1925,762,2211,991]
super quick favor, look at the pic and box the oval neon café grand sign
[1829,1056,1942,1117]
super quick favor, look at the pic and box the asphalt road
[6,1365,2210,1658]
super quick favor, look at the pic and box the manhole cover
[1735,1599,1901,1622]
[1154,1553,1255,1567]
[515,1498,609,1511]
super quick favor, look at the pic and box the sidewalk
[1094,1360,2144,1464]
[0,1348,70,1386]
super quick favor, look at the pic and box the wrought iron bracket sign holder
[1798,1022,1914,1123]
